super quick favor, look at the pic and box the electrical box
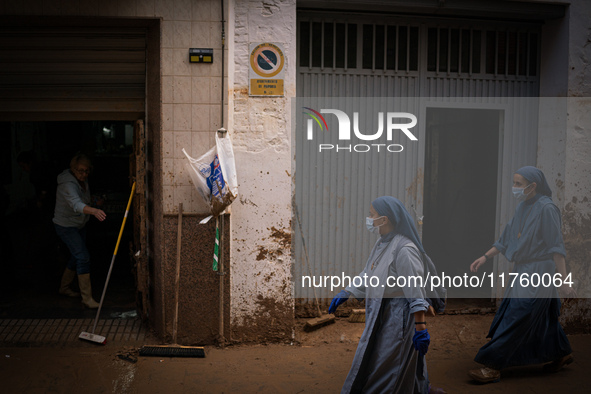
[189,48,213,63]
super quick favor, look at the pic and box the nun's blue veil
[515,166,553,198]
[371,196,425,253]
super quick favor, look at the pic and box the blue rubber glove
[328,290,350,314]
[413,328,430,356]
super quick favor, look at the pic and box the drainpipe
[217,0,227,348]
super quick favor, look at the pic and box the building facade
[0,0,589,343]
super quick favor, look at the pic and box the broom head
[139,345,205,358]
[79,331,107,345]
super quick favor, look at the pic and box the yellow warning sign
[250,79,284,96]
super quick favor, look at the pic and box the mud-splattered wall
[561,96,591,330]
[546,0,591,331]
[227,0,296,342]
[161,214,231,344]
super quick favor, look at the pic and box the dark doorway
[423,108,500,298]
[0,121,137,319]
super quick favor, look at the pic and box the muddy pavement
[1,314,588,393]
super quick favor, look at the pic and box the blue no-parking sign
[249,42,285,96]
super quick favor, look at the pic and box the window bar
[494,31,499,76]
[372,23,376,72]
[447,28,451,75]
[406,25,411,73]
[356,22,363,69]
[526,32,531,78]
[321,21,325,70]
[505,29,509,77]
[333,22,337,71]
[344,22,348,71]
[435,27,440,75]
[516,31,520,77]
[384,25,388,72]
[469,28,473,76]
[308,21,313,70]
[458,29,463,74]
[395,25,399,72]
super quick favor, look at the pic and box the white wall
[228,0,296,335]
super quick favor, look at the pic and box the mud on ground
[1,314,589,393]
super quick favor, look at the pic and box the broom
[348,309,366,323]
[293,200,336,331]
[138,203,205,357]
[79,182,136,344]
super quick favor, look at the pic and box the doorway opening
[423,108,501,299]
[0,121,137,319]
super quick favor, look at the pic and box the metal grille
[300,18,539,80]
[427,28,482,74]
[299,21,358,69]
[485,30,538,76]
[426,27,539,77]
[299,20,419,73]
[361,24,419,71]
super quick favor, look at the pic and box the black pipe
[221,0,225,128]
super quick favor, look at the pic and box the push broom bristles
[79,331,107,345]
[348,309,366,323]
[139,345,205,358]
[304,313,336,331]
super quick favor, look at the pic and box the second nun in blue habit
[468,166,574,383]
[328,196,441,394]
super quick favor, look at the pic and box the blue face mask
[366,216,386,234]
[512,184,532,201]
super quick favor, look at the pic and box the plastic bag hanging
[182,132,238,222]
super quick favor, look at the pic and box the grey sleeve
[493,215,515,254]
[345,266,367,300]
[60,183,87,214]
[395,246,429,313]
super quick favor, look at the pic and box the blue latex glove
[328,290,350,314]
[413,328,430,356]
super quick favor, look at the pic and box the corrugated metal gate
[295,12,541,302]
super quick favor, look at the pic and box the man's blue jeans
[54,224,90,275]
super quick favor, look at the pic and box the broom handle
[293,201,323,317]
[92,181,136,334]
[172,203,182,344]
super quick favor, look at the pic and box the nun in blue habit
[468,166,575,383]
[329,196,443,394]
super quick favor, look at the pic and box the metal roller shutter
[0,23,146,121]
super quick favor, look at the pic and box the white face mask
[366,216,386,234]
[512,184,532,201]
